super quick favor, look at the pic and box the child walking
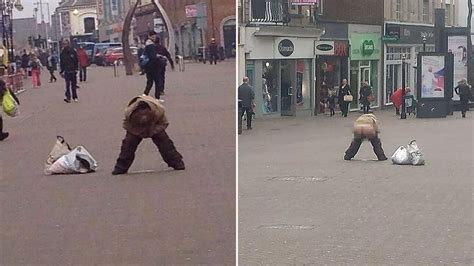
[29,54,43,88]
[328,90,337,117]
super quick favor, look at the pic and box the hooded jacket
[123,95,168,138]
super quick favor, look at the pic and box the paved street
[0,61,235,265]
[239,110,473,264]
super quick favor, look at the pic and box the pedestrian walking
[319,82,329,114]
[77,46,89,82]
[59,40,79,103]
[327,90,337,117]
[21,50,29,79]
[344,114,388,161]
[238,77,255,130]
[208,38,218,65]
[29,54,43,88]
[46,52,58,83]
[359,80,373,114]
[454,79,472,118]
[155,36,174,99]
[112,94,185,175]
[338,78,351,117]
[0,79,20,141]
[143,31,166,102]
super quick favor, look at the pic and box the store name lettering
[334,42,347,56]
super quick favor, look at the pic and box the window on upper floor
[423,0,430,23]
[84,18,95,34]
[445,3,451,25]
[395,0,401,21]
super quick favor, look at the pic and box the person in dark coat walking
[344,114,387,161]
[338,79,351,117]
[208,38,218,65]
[238,77,255,130]
[155,36,174,100]
[359,80,373,114]
[112,94,185,175]
[47,51,58,83]
[0,79,20,141]
[454,79,472,118]
[59,40,79,103]
[21,50,30,79]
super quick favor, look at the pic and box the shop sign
[154,18,164,33]
[362,40,375,56]
[350,33,381,61]
[382,35,399,42]
[314,41,334,55]
[291,0,319,5]
[185,5,197,18]
[334,41,348,56]
[278,39,294,57]
[385,23,435,44]
[97,0,104,20]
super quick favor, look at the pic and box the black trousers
[242,107,253,129]
[210,54,218,65]
[362,103,370,114]
[113,131,183,172]
[0,115,4,132]
[345,136,386,160]
[49,69,57,82]
[79,66,87,81]
[64,71,78,100]
[460,96,469,115]
[340,102,349,117]
[144,70,165,99]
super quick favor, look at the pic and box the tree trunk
[468,0,472,84]
[122,0,140,76]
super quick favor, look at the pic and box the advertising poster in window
[421,56,445,98]
[447,36,468,101]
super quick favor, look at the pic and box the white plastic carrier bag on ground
[391,145,411,165]
[407,140,425,165]
[44,137,98,175]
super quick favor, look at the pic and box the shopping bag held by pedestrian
[343,94,353,102]
[2,88,19,117]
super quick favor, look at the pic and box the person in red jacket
[77,46,89,82]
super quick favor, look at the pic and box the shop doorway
[280,60,296,116]
[222,19,236,57]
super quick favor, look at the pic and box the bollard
[177,56,185,72]
[238,100,243,135]
[113,60,119,77]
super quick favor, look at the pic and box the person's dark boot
[0,132,9,141]
[171,161,185,170]
[112,168,127,175]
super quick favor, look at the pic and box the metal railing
[2,73,25,94]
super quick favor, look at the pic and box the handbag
[343,94,353,102]
[2,89,18,117]
[368,94,375,102]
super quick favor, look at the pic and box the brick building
[158,0,236,58]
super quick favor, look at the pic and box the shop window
[84,18,95,34]
[262,61,279,114]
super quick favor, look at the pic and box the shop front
[244,27,319,118]
[383,23,435,106]
[348,28,382,111]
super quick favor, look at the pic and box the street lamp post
[401,55,407,119]
[422,35,427,52]
[1,0,23,64]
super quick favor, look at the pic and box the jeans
[49,69,57,82]
[362,104,370,114]
[340,102,349,117]
[64,71,78,100]
[79,66,87,81]
[144,70,165,99]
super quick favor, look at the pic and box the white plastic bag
[391,146,411,165]
[44,136,98,175]
[407,140,425,165]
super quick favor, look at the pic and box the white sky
[13,0,60,22]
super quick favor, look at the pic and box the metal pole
[401,55,407,119]
[210,0,215,38]
[422,36,426,52]
[9,3,13,63]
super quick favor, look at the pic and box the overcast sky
[13,0,60,22]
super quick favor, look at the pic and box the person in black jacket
[238,77,255,130]
[359,80,373,114]
[143,31,174,101]
[59,40,79,103]
[454,79,472,118]
[338,79,351,117]
[155,35,174,101]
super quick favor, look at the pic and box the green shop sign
[350,33,381,61]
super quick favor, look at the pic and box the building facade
[97,0,130,42]
[56,0,98,42]
[382,0,458,107]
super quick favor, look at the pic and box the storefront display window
[296,60,311,110]
[262,61,279,114]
